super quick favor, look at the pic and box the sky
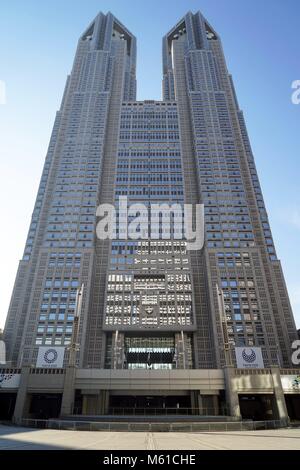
[0,0,299,329]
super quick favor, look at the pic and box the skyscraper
[2,11,298,423]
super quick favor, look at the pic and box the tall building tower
[162,12,298,369]
[4,12,137,367]
[2,11,298,422]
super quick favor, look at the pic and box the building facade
[1,11,299,424]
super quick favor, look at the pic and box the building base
[1,367,299,426]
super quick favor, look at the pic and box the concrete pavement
[0,425,300,450]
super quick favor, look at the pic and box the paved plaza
[0,425,300,450]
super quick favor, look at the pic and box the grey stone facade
[3,10,298,401]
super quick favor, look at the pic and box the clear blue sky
[0,0,299,328]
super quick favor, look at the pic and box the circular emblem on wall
[242,348,256,363]
[43,348,58,364]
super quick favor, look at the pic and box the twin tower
[2,11,298,421]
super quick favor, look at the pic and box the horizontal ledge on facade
[74,369,226,390]
[29,368,66,375]
[102,326,198,332]
[280,369,300,375]
[75,369,224,379]
[27,388,64,394]
[236,389,275,394]
[234,369,272,375]
[0,368,21,374]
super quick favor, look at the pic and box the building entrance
[29,393,62,419]
[285,395,300,420]
[109,394,191,414]
[239,394,275,421]
[0,393,17,420]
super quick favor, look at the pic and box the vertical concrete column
[13,366,31,424]
[103,390,109,414]
[190,391,197,414]
[223,366,241,419]
[82,395,88,415]
[212,394,219,416]
[112,331,125,369]
[60,366,76,417]
[97,390,109,414]
[197,393,203,414]
[271,367,289,425]
[175,332,190,369]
